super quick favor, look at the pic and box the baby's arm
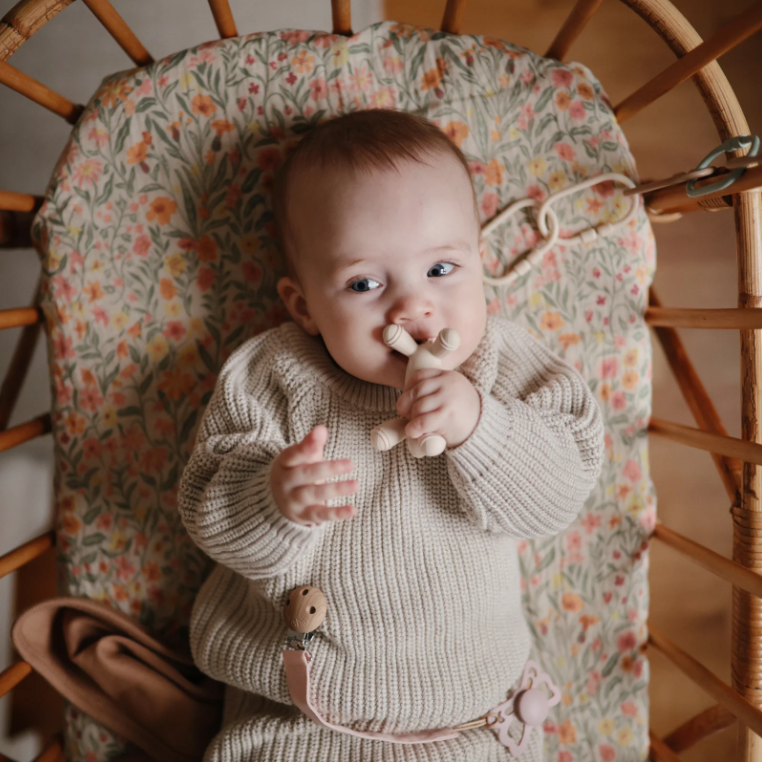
[445,319,604,538]
[178,338,353,580]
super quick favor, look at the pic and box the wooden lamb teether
[371,325,460,458]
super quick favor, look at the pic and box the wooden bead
[283,585,327,633]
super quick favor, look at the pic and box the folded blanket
[11,597,224,762]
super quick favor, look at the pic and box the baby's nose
[388,293,434,324]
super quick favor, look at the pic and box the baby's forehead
[284,152,479,272]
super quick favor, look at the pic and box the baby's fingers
[294,479,358,506]
[304,504,356,525]
[298,458,355,484]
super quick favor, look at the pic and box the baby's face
[277,151,488,391]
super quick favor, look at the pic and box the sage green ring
[686,134,760,198]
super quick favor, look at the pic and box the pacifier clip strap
[282,650,460,744]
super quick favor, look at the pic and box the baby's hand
[396,369,481,449]
[271,425,358,527]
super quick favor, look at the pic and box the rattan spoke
[0,281,42,430]
[646,307,762,329]
[0,306,40,330]
[645,164,762,216]
[649,418,762,466]
[440,0,468,34]
[649,289,739,500]
[616,2,762,123]
[80,0,153,65]
[649,626,762,737]
[663,705,736,752]
[31,734,63,762]
[0,190,42,213]
[0,413,51,453]
[0,530,55,580]
[649,731,685,762]
[208,0,237,39]
[331,0,352,35]
[653,522,762,599]
[0,59,83,123]
[0,0,75,62]
[0,661,32,700]
[545,0,604,60]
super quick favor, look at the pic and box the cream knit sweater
[178,315,604,762]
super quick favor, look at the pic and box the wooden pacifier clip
[281,586,560,755]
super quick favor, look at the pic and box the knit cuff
[446,389,514,484]
[192,455,323,580]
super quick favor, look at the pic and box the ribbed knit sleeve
[446,320,604,538]
[177,332,320,580]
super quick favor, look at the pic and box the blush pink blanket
[12,597,224,762]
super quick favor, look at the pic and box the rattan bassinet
[1,1,761,761]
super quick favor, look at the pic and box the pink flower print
[568,100,586,121]
[115,555,136,581]
[53,276,76,302]
[554,142,576,162]
[520,69,534,84]
[164,321,186,341]
[79,386,104,412]
[286,71,297,85]
[586,670,601,695]
[135,79,152,97]
[53,333,75,360]
[558,752,572,762]
[519,102,536,123]
[617,631,637,654]
[526,185,546,202]
[92,306,109,327]
[314,33,335,50]
[551,69,574,88]
[480,192,499,218]
[72,159,103,188]
[349,64,373,94]
[581,512,601,535]
[567,531,582,551]
[611,391,626,410]
[599,745,616,762]
[96,513,112,531]
[309,77,329,101]
[600,357,618,378]
[83,438,100,460]
[133,235,151,257]
[280,30,311,44]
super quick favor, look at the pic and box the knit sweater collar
[278,317,499,412]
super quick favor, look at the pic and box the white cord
[481,173,639,287]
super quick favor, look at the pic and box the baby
[178,109,604,762]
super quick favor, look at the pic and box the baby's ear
[276,276,320,336]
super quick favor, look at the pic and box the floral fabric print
[33,20,654,762]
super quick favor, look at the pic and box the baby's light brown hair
[271,108,480,282]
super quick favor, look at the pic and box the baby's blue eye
[349,277,381,293]
[428,262,455,277]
